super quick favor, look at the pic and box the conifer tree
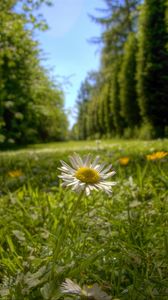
[96,93,104,136]
[90,0,141,136]
[111,61,124,135]
[75,1,141,139]
[76,95,89,140]
[75,72,103,139]
[100,82,114,135]
[119,33,140,127]
[137,0,168,136]
[86,97,98,138]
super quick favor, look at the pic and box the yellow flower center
[75,167,100,184]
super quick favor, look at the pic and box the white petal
[58,166,75,174]
[60,160,75,173]
[100,164,113,174]
[74,182,84,189]
[105,189,112,196]
[95,162,106,172]
[73,183,85,193]
[92,184,99,191]
[73,153,83,166]
[90,185,100,192]
[83,154,92,166]
[85,186,91,196]
[60,279,81,295]
[58,166,75,173]
[99,184,112,194]
[100,181,117,186]
[69,155,80,169]
[66,181,79,187]
[101,171,116,179]
[91,156,100,168]
[72,184,80,191]
[59,173,74,178]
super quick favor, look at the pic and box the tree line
[73,0,168,140]
[0,0,68,147]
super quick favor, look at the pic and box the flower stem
[53,190,85,262]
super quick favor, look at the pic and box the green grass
[0,139,168,299]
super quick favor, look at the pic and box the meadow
[0,139,168,300]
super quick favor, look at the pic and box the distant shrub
[139,122,155,140]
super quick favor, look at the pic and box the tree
[90,0,141,68]
[136,0,168,136]
[32,70,68,142]
[0,0,68,146]
[119,32,140,127]
[75,72,101,140]
[0,7,39,144]
[98,81,114,136]
[110,61,124,135]
[90,0,141,137]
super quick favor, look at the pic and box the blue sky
[37,0,105,126]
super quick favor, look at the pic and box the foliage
[110,61,124,136]
[0,0,68,147]
[99,81,113,136]
[136,0,168,137]
[75,72,101,140]
[119,33,140,127]
[75,0,142,140]
[0,139,168,299]
[75,0,168,140]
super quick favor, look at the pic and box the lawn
[0,139,168,300]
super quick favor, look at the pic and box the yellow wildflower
[8,170,23,177]
[146,151,168,161]
[119,157,130,166]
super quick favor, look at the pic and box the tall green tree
[99,81,114,136]
[137,0,168,136]
[90,0,141,136]
[110,61,124,135]
[0,7,39,143]
[91,0,141,68]
[76,79,90,140]
[119,33,140,127]
[86,96,98,138]
[0,0,68,145]
[32,70,68,142]
[76,72,101,139]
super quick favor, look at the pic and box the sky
[37,0,105,127]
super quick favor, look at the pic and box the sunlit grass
[1,138,168,156]
[0,139,168,299]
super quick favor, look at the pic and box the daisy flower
[60,278,112,300]
[58,153,116,196]
[83,283,112,300]
[60,278,82,295]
